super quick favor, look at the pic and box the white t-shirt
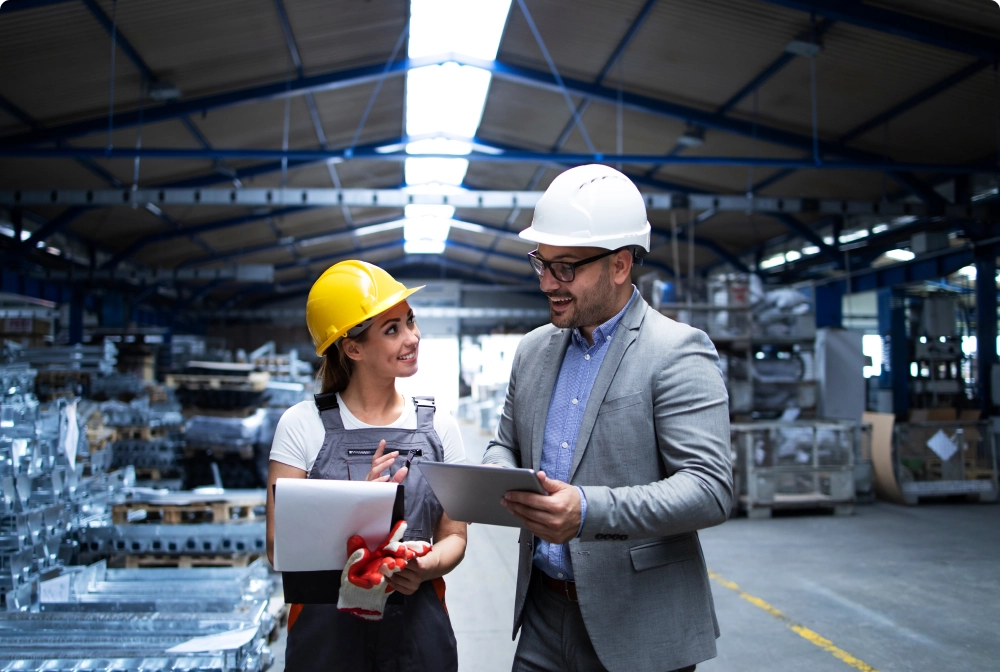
[269,394,466,472]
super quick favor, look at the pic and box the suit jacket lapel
[568,298,648,482]
[531,329,571,471]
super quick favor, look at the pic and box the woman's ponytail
[317,331,368,394]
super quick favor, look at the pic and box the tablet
[417,462,547,528]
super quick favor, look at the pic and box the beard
[548,262,619,330]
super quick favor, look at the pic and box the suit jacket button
[622,534,628,540]
[596,533,605,540]
[614,534,622,540]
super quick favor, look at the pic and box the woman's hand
[385,553,439,595]
[366,440,408,484]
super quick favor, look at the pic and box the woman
[266,260,467,672]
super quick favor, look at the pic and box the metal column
[878,287,909,418]
[974,243,997,414]
[68,290,84,345]
[815,282,844,328]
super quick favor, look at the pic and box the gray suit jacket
[482,295,733,672]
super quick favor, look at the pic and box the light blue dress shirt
[533,287,639,581]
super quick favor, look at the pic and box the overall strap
[412,396,436,431]
[314,393,346,432]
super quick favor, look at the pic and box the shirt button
[571,398,579,405]
[557,573,564,579]
[561,442,568,449]
[584,354,590,361]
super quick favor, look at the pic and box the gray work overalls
[284,393,458,672]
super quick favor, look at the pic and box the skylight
[402,0,512,251]
[883,249,915,262]
[403,204,454,254]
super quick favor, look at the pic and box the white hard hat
[519,164,651,252]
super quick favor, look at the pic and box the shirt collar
[572,286,639,350]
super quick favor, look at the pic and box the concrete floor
[268,421,1000,671]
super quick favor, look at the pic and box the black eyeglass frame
[527,248,625,283]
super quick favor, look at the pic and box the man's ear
[612,249,633,285]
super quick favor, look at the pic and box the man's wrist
[575,486,588,538]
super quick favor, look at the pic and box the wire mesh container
[893,421,998,504]
[732,420,858,517]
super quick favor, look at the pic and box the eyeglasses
[527,248,620,283]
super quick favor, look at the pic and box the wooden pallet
[113,498,263,525]
[124,553,261,569]
[113,425,173,441]
[165,371,270,392]
[183,444,256,460]
[740,494,854,519]
[86,427,117,451]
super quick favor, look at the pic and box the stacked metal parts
[1,353,282,671]
[15,341,118,401]
[177,343,310,490]
[0,559,279,671]
[76,488,267,567]
[103,398,186,480]
[0,363,124,610]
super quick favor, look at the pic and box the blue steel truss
[0,54,973,180]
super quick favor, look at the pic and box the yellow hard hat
[306,260,423,356]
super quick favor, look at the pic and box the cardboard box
[2,317,51,335]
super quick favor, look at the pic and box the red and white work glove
[336,520,432,621]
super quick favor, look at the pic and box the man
[482,164,733,672]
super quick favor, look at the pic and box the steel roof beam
[754,1,1000,62]
[7,188,989,221]
[102,205,310,268]
[0,57,423,148]
[771,212,843,267]
[1,144,992,174]
[0,0,75,13]
[0,53,961,174]
[271,238,536,282]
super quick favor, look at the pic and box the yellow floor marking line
[708,570,880,672]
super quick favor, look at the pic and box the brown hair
[317,330,370,394]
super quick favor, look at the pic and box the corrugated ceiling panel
[92,0,294,101]
[0,109,29,136]
[757,167,899,200]
[284,0,410,74]
[311,78,405,148]
[731,23,975,140]
[136,237,212,267]
[0,1,143,124]
[198,221,275,250]
[499,0,653,82]
[444,246,484,267]
[478,80,585,150]
[0,157,111,190]
[616,0,809,112]
[463,161,546,191]
[852,68,997,164]
[447,227,496,250]
[182,97,319,153]
[872,0,1000,36]
[67,206,168,243]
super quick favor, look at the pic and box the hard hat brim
[518,223,651,252]
[314,284,424,357]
